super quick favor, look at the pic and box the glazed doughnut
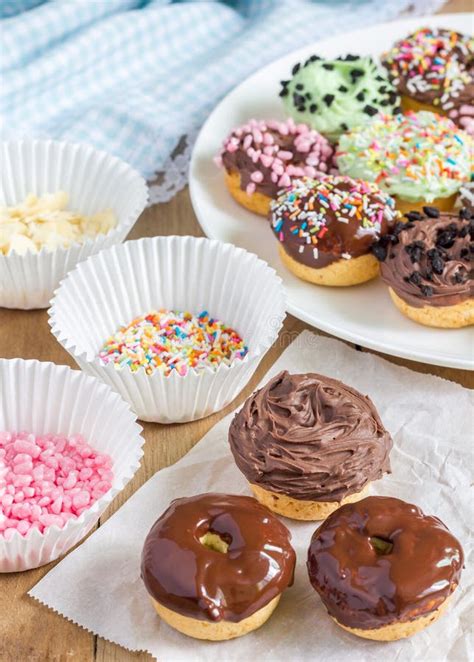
[371,207,473,328]
[141,493,295,640]
[269,175,400,286]
[336,111,472,213]
[381,27,473,123]
[307,496,464,641]
[215,118,334,216]
[280,54,400,141]
[228,371,392,520]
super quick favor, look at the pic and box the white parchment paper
[30,332,474,661]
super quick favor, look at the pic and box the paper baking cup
[0,140,148,309]
[0,358,144,572]
[49,236,286,423]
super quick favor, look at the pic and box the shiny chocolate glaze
[307,496,464,629]
[270,176,398,269]
[141,493,295,623]
[228,371,392,502]
[373,209,473,308]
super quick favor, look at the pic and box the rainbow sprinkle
[270,175,399,261]
[382,27,473,111]
[98,309,248,376]
[336,112,473,200]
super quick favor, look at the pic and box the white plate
[190,13,473,371]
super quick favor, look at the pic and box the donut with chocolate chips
[307,496,464,641]
[281,54,400,142]
[215,117,334,216]
[372,206,473,328]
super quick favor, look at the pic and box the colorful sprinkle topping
[336,111,473,202]
[270,175,399,260]
[215,117,334,194]
[98,309,248,376]
[382,27,473,110]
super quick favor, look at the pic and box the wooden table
[1,2,472,660]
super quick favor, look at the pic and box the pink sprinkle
[246,182,256,195]
[251,171,264,183]
[0,432,114,538]
[260,154,274,168]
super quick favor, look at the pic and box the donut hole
[370,536,393,555]
[199,531,230,554]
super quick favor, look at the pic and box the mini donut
[228,371,392,521]
[307,496,464,641]
[214,118,334,216]
[269,175,400,287]
[141,493,295,640]
[336,111,472,213]
[280,54,400,142]
[381,27,473,122]
[371,206,473,328]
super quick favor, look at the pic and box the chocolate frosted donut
[372,207,473,328]
[141,493,295,640]
[228,371,392,520]
[307,496,464,640]
[270,175,399,287]
[215,118,334,216]
[382,27,473,118]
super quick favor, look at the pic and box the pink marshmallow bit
[243,134,252,150]
[278,173,292,188]
[260,154,274,168]
[0,431,114,539]
[250,171,264,183]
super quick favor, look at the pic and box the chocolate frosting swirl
[141,493,295,623]
[372,208,473,308]
[228,371,392,502]
[307,496,464,629]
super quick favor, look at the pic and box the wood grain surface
[0,2,472,660]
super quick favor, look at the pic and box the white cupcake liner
[0,140,148,309]
[49,236,286,423]
[0,358,144,572]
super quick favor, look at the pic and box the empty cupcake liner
[0,140,148,309]
[0,358,144,572]
[48,236,286,423]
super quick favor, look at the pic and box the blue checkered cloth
[0,0,443,180]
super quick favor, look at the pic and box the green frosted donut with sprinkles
[336,111,472,203]
[280,55,400,142]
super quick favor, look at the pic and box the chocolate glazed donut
[307,496,464,640]
[141,493,295,623]
[229,371,392,502]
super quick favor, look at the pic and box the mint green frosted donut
[336,111,473,203]
[280,55,400,142]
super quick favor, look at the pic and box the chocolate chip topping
[228,371,392,502]
[372,209,472,307]
[307,496,464,630]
